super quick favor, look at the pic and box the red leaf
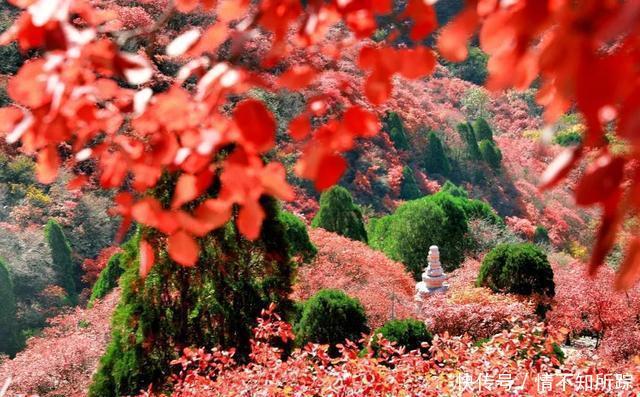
[175,0,199,12]
[238,200,265,240]
[437,7,479,62]
[278,66,316,90]
[168,230,200,266]
[132,197,180,234]
[8,59,49,108]
[139,240,155,278]
[67,175,88,190]
[314,153,346,191]
[615,238,640,290]
[194,199,232,230]
[36,145,59,184]
[589,191,624,275]
[343,106,380,138]
[261,162,294,201]
[364,72,392,105]
[233,99,276,153]
[172,173,199,209]
[539,146,582,190]
[574,154,625,206]
[288,115,311,141]
[399,48,436,79]
[404,0,437,41]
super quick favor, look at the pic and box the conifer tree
[479,139,502,169]
[456,123,481,160]
[0,258,20,356]
[473,117,494,142]
[311,186,368,243]
[400,166,421,200]
[424,131,450,176]
[89,198,296,397]
[382,112,410,151]
[44,219,77,303]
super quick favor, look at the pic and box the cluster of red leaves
[0,0,443,275]
[0,290,119,397]
[417,258,536,340]
[81,245,121,284]
[548,259,640,363]
[141,304,639,397]
[292,229,416,328]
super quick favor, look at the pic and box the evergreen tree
[45,219,77,304]
[88,252,124,307]
[456,123,481,160]
[473,117,494,142]
[312,186,368,243]
[0,258,20,356]
[278,211,317,263]
[400,166,421,200]
[479,139,502,169]
[424,131,450,176]
[89,198,296,397]
[383,112,410,151]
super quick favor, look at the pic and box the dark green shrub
[456,123,481,160]
[88,252,124,308]
[45,219,77,303]
[278,211,317,263]
[0,43,24,74]
[534,226,550,244]
[473,117,494,142]
[479,139,502,169]
[441,180,469,198]
[477,243,555,297]
[383,112,410,151]
[367,215,393,251]
[443,46,488,85]
[372,318,432,356]
[294,289,369,356]
[554,129,582,146]
[400,166,421,200]
[312,186,368,243]
[0,258,20,356]
[89,198,296,397]
[424,131,450,176]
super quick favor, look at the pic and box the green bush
[456,123,481,160]
[443,46,488,85]
[294,289,369,356]
[554,129,582,146]
[367,215,393,251]
[533,226,550,244]
[473,117,494,142]
[89,198,296,397]
[0,258,20,356]
[88,252,124,307]
[372,318,432,356]
[278,211,317,263]
[477,243,555,297]
[312,186,368,243]
[45,219,77,304]
[0,43,24,75]
[424,131,450,176]
[479,139,502,169]
[441,180,469,198]
[400,166,421,200]
[383,112,410,151]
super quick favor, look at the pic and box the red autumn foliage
[81,245,121,285]
[293,229,416,329]
[0,290,119,397]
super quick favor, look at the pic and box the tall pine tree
[424,131,450,176]
[400,166,421,200]
[0,258,20,356]
[44,219,77,304]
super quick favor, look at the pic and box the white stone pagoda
[415,245,449,303]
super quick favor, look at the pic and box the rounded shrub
[295,289,369,356]
[372,318,432,356]
[473,117,494,142]
[312,186,368,243]
[479,139,502,169]
[477,243,555,297]
[278,211,317,263]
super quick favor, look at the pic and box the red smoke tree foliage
[1,0,640,288]
[293,229,416,328]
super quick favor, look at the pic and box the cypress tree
[456,122,481,160]
[424,131,450,176]
[311,186,368,243]
[88,252,124,307]
[479,139,502,169]
[400,166,421,200]
[0,258,20,356]
[473,117,494,142]
[89,197,296,397]
[45,219,77,304]
[278,211,317,263]
[383,112,410,151]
